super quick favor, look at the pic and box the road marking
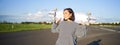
[91,26,120,33]
[99,27,120,33]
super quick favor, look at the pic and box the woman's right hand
[55,18,61,24]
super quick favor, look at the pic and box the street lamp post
[49,8,57,22]
[87,12,91,25]
[53,8,57,22]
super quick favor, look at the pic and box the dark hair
[63,8,75,21]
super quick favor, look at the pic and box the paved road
[78,26,120,45]
[0,26,120,45]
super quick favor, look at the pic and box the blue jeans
[74,38,77,45]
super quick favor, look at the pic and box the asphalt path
[0,26,120,45]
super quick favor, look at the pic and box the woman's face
[63,10,72,20]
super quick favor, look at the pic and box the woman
[51,8,86,45]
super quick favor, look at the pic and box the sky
[0,0,120,23]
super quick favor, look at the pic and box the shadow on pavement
[87,39,102,45]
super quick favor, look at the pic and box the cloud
[74,12,88,23]
[56,10,64,20]
[26,11,43,20]
[20,10,96,23]
[16,10,52,22]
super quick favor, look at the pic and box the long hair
[63,8,75,21]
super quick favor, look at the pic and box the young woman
[51,8,86,45]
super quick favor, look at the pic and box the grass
[99,25,116,27]
[0,24,52,32]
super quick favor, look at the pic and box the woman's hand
[55,18,61,24]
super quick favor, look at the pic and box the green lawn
[0,24,52,32]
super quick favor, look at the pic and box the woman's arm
[75,25,87,38]
[51,19,61,33]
